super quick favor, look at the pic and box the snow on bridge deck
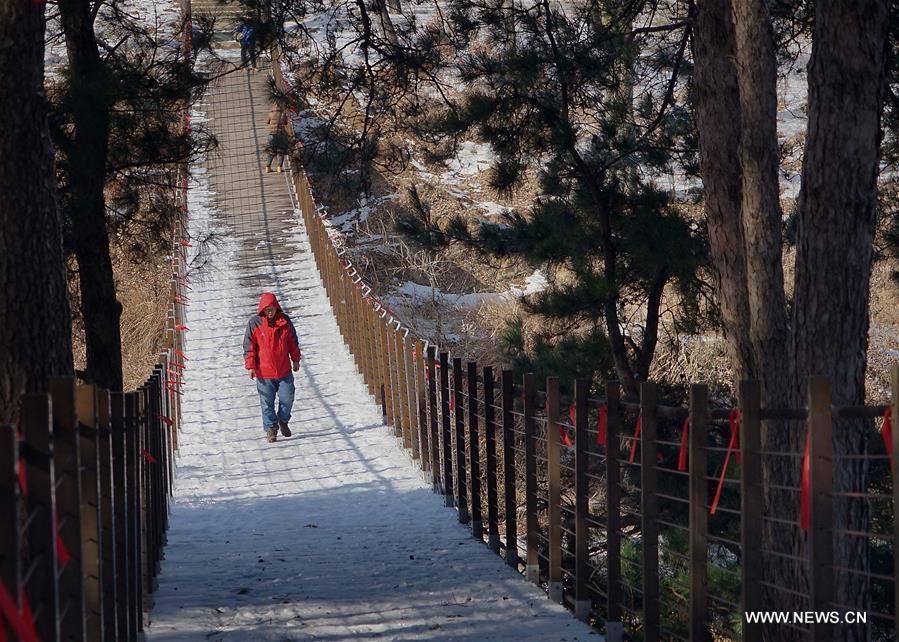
[144,61,600,641]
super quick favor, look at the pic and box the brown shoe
[266,426,278,443]
[279,421,291,437]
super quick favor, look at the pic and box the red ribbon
[18,457,27,498]
[141,449,157,463]
[597,404,607,446]
[449,395,455,413]
[166,385,183,396]
[800,433,811,531]
[155,414,174,427]
[0,582,40,642]
[559,423,573,447]
[16,431,27,498]
[175,349,189,361]
[178,240,192,248]
[627,416,642,464]
[710,409,741,515]
[175,325,190,332]
[882,407,893,471]
[802,407,894,532]
[54,511,71,568]
[678,415,690,472]
[169,361,186,370]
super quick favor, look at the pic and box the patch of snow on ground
[445,141,495,178]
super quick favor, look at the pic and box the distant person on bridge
[265,105,292,173]
[243,292,302,443]
[234,22,258,71]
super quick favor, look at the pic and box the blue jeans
[256,373,295,431]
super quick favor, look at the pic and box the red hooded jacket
[243,293,302,379]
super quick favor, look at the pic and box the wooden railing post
[605,380,623,641]
[380,321,394,429]
[546,376,562,603]
[573,378,590,621]
[395,331,412,448]
[138,386,151,617]
[439,352,454,507]
[483,366,500,552]
[453,358,469,524]
[523,373,539,584]
[111,393,131,640]
[50,377,86,642]
[640,381,660,642]
[688,384,709,642]
[502,370,518,569]
[467,362,482,539]
[76,384,104,642]
[403,336,419,459]
[0,423,20,641]
[22,392,59,642]
[739,380,762,642]
[125,391,142,637]
[415,341,430,473]
[427,346,440,492]
[388,329,403,440]
[808,376,834,641]
[892,364,899,628]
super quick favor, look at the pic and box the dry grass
[69,248,171,392]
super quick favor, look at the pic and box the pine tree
[398,0,706,398]
[46,1,212,391]
[0,0,74,420]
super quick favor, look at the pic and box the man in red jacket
[243,292,302,442]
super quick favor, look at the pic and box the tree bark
[690,0,756,384]
[793,2,888,639]
[0,0,74,421]
[58,0,124,392]
[731,0,792,407]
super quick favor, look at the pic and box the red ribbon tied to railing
[0,582,40,642]
[175,349,189,361]
[141,449,157,463]
[16,431,27,498]
[175,325,190,332]
[627,416,642,464]
[800,433,811,531]
[883,407,893,471]
[710,409,741,515]
[678,415,690,472]
[597,404,607,446]
[801,406,894,532]
[557,411,573,447]
[178,239,192,248]
[155,414,174,427]
[53,511,71,568]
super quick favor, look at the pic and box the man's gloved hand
[292,360,300,372]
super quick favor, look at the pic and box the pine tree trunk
[793,2,888,638]
[691,0,756,384]
[731,0,792,407]
[58,0,124,392]
[0,0,74,421]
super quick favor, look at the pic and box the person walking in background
[243,292,301,443]
[265,105,292,173]
[235,22,258,71]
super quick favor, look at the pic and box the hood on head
[257,292,282,315]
